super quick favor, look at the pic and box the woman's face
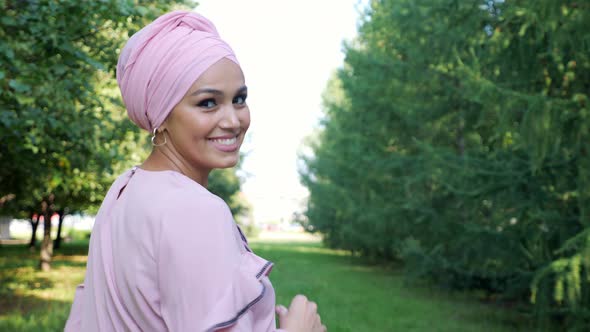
[162,58,250,174]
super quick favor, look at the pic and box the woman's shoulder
[133,167,217,199]
[132,168,229,217]
[109,167,229,223]
[150,174,238,249]
[163,184,228,215]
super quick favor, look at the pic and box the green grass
[251,241,530,332]
[0,242,88,332]
[0,239,532,331]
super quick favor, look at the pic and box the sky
[196,0,365,224]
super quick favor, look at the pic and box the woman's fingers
[281,294,327,332]
[312,312,324,332]
[275,304,288,317]
[290,294,308,307]
[308,301,318,318]
[288,294,308,316]
[309,301,317,311]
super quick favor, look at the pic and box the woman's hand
[276,295,327,332]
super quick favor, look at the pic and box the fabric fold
[203,252,274,332]
[64,284,85,331]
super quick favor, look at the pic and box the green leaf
[0,16,17,26]
[8,79,31,93]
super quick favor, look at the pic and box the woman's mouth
[208,135,240,152]
[210,137,237,145]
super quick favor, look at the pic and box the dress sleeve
[157,190,278,332]
[64,284,85,331]
[219,310,288,332]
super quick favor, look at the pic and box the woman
[65,11,326,332]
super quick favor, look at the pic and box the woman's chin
[214,156,240,169]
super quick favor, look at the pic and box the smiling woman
[144,58,250,186]
[63,10,326,332]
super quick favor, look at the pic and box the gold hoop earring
[151,128,167,146]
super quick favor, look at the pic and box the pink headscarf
[116,10,239,131]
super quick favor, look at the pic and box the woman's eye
[197,99,217,108]
[233,94,247,105]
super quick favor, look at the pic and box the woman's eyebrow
[191,88,223,96]
[236,86,248,94]
[190,85,248,96]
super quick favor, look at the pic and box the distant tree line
[0,1,246,270]
[301,0,589,329]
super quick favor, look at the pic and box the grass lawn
[0,238,532,331]
[0,242,87,331]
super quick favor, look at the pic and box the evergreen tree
[302,0,590,328]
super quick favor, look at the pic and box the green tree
[0,0,195,270]
[302,0,590,328]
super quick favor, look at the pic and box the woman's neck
[140,148,209,187]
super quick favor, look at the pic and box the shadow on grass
[252,240,409,282]
[0,292,72,332]
[0,241,88,331]
[0,242,89,269]
[0,290,67,315]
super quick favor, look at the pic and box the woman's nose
[219,105,241,129]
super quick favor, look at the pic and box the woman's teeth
[211,137,237,145]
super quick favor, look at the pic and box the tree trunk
[29,213,39,249]
[39,195,55,271]
[53,209,66,249]
[0,215,11,240]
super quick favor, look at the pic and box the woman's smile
[208,134,241,152]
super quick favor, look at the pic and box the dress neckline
[133,166,208,191]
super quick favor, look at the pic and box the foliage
[0,0,178,217]
[301,0,590,329]
[209,157,251,221]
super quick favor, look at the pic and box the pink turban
[116,11,239,131]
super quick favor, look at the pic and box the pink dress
[65,167,285,331]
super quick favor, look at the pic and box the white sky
[196,0,364,224]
